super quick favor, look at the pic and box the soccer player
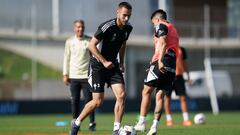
[164,46,192,127]
[69,2,132,135]
[63,20,96,131]
[134,9,179,135]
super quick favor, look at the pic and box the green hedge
[0,49,61,80]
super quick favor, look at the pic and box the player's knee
[157,90,165,98]
[142,89,151,96]
[116,91,126,102]
[180,96,187,101]
[92,99,103,107]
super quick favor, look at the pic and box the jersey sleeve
[155,23,168,38]
[126,26,133,40]
[181,47,187,60]
[94,24,105,41]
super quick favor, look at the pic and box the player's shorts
[144,49,176,92]
[166,75,186,96]
[88,61,124,93]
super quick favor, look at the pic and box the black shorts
[166,75,186,96]
[88,61,124,93]
[144,50,176,92]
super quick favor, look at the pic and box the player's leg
[79,92,103,122]
[180,95,188,113]
[164,79,175,127]
[164,95,174,126]
[175,75,192,126]
[147,52,176,134]
[135,61,158,132]
[81,79,96,131]
[69,79,81,122]
[69,92,104,135]
[147,90,165,135]
[180,95,192,126]
[135,85,154,132]
[111,83,126,133]
[140,85,155,117]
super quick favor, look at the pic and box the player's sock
[151,119,159,128]
[166,114,172,121]
[75,118,81,126]
[183,112,189,121]
[113,122,121,131]
[139,116,146,124]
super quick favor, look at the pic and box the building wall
[173,0,227,38]
[0,0,153,36]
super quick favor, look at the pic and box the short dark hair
[151,9,167,20]
[118,2,132,10]
[74,19,85,26]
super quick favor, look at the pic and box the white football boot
[147,126,157,135]
[134,122,145,132]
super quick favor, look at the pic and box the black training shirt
[92,18,132,64]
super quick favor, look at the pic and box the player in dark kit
[69,2,132,135]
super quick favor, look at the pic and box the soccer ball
[194,113,206,125]
[118,125,136,135]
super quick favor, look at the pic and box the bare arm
[183,59,192,85]
[88,37,114,69]
[156,36,167,73]
[119,41,126,72]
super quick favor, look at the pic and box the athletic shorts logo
[144,65,158,83]
[93,83,100,90]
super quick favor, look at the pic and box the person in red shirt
[135,9,179,135]
[164,47,192,127]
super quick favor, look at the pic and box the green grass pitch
[0,111,240,135]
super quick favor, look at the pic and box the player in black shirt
[69,2,132,135]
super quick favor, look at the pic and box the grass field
[0,111,240,135]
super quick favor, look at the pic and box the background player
[134,9,179,135]
[63,20,96,131]
[69,2,132,135]
[164,46,192,127]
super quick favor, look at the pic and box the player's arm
[183,59,192,85]
[182,52,191,85]
[88,37,114,69]
[119,41,126,72]
[156,36,167,73]
[155,23,168,73]
[63,40,70,85]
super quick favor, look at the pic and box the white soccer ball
[118,125,136,135]
[194,113,206,125]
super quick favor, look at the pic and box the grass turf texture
[0,48,61,80]
[0,112,239,135]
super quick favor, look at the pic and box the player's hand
[63,75,70,86]
[158,61,167,73]
[186,79,192,86]
[103,61,114,69]
[119,64,125,73]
